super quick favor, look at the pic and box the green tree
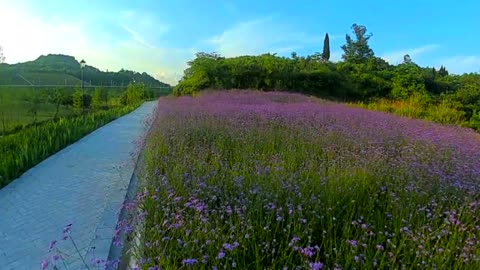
[341,24,374,63]
[322,33,330,62]
[91,86,108,111]
[72,87,83,114]
[27,89,41,124]
[126,83,145,105]
[51,88,67,119]
[438,65,449,77]
[390,63,429,100]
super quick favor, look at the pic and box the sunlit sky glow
[1,0,479,85]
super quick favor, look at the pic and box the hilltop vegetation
[0,54,170,87]
[174,24,480,131]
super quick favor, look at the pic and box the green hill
[0,54,170,87]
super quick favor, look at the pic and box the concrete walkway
[0,101,157,270]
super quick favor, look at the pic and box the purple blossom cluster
[120,90,480,269]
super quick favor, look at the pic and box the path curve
[0,101,157,270]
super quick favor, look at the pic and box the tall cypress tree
[322,33,330,62]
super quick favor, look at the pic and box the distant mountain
[0,54,170,87]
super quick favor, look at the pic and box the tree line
[173,23,480,129]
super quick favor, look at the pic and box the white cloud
[206,17,325,57]
[120,25,156,49]
[0,2,186,85]
[381,44,440,65]
[330,51,343,62]
[439,56,480,74]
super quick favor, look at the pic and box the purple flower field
[123,90,480,269]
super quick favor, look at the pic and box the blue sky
[0,0,479,84]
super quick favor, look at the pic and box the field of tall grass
[118,90,480,269]
[351,95,478,131]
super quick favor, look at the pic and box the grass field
[0,86,148,135]
[119,90,480,269]
[0,101,75,134]
[0,86,73,134]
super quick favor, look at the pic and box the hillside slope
[0,54,170,87]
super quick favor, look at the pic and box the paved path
[0,101,157,270]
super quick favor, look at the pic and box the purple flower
[195,203,206,212]
[182,258,198,266]
[300,246,316,257]
[48,240,57,250]
[347,240,358,247]
[376,244,384,251]
[217,251,225,259]
[41,259,49,269]
[62,224,72,234]
[91,258,105,266]
[223,242,239,251]
[309,262,324,270]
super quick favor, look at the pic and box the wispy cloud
[439,56,480,74]
[381,44,440,64]
[206,16,326,57]
[120,24,155,49]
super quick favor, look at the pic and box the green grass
[0,86,142,135]
[0,70,81,85]
[352,96,468,128]
[0,101,75,134]
[0,103,141,188]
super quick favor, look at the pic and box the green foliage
[91,86,108,111]
[174,69,210,96]
[0,85,147,136]
[0,104,140,187]
[125,83,146,105]
[438,65,449,77]
[390,63,429,100]
[173,23,480,131]
[341,24,375,63]
[468,110,480,130]
[27,90,42,124]
[425,99,465,124]
[72,87,83,113]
